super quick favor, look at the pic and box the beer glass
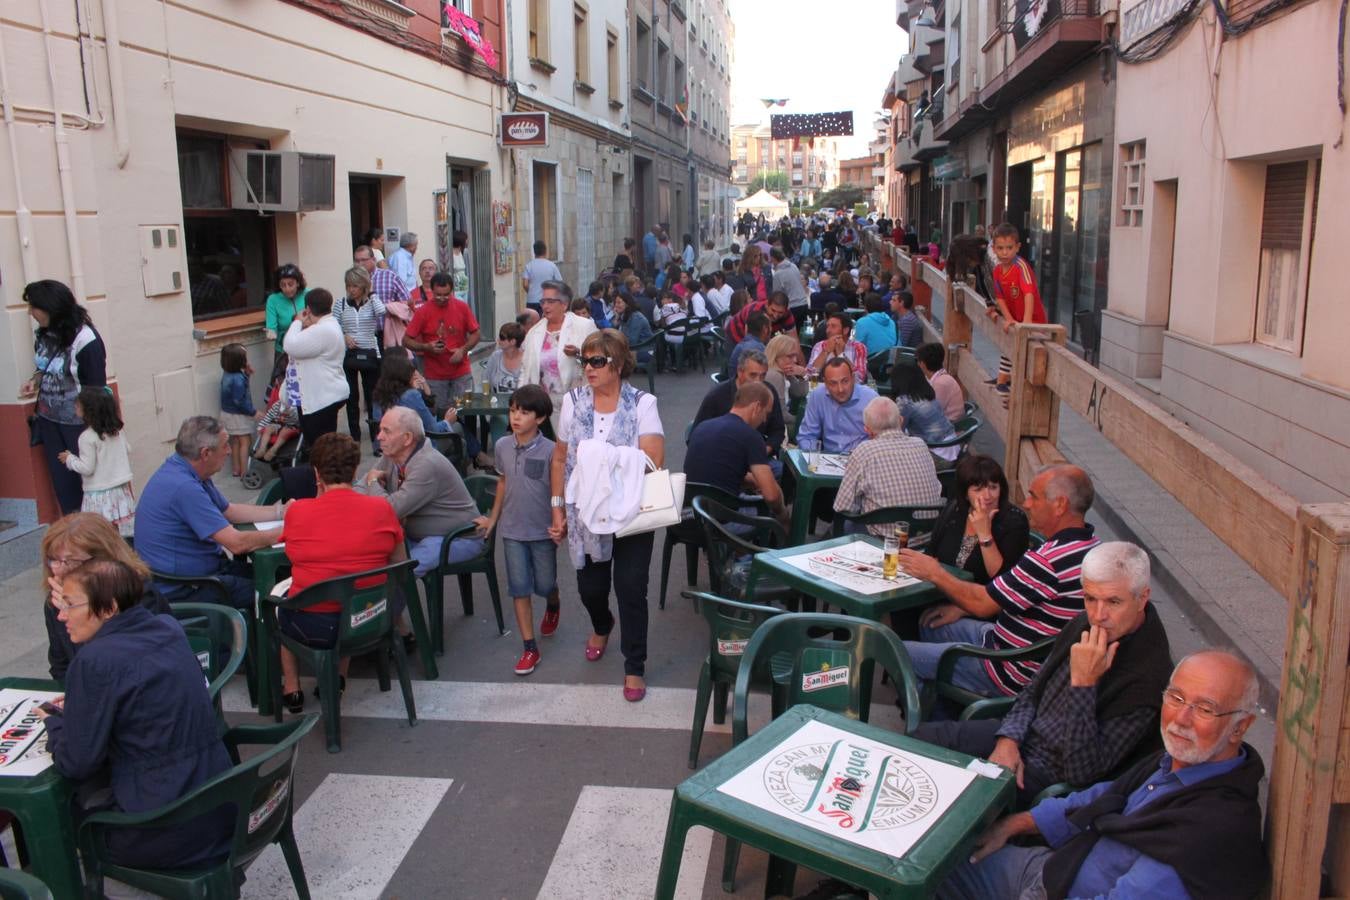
[883,536,900,579]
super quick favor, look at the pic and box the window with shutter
[1254,160,1318,354]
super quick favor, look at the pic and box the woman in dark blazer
[925,454,1030,585]
[40,559,233,869]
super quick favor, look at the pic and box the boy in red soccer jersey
[987,223,1047,392]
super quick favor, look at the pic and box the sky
[729,0,907,159]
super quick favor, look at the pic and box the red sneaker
[514,648,540,676]
[540,606,561,637]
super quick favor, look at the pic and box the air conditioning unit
[229,150,336,213]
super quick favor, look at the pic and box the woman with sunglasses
[39,513,170,683]
[550,330,664,703]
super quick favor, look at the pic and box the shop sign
[500,113,549,148]
[932,156,967,182]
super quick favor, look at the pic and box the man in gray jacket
[362,406,482,576]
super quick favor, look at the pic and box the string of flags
[760,98,790,108]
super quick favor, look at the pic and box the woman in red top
[277,433,405,713]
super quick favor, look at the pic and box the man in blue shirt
[134,416,284,609]
[939,649,1266,899]
[727,312,770,374]
[795,358,877,454]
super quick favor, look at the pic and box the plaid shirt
[832,430,943,535]
[369,266,410,304]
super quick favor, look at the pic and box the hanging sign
[500,112,550,148]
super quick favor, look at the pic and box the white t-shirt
[559,391,663,445]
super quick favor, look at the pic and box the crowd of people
[11,211,1268,897]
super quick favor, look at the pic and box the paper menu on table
[253,520,284,532]
[779,541,920,595]
[0,688,61,777]
[717,718,977,857]
[804,453,849,476]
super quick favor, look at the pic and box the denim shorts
[502,538,557,599]
[278,608,340,648]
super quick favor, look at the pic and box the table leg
[16,786,83,900]
[257,604,277,718]
[403,589,440,680]
[788,483,815,546]
[764,855,798,898]
[652,820,688,900]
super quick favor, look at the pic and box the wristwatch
[978,536,994,547]
[550,496,565,508]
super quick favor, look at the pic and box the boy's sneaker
[514,648,540,676]
[540,607,561,637]
[994,382,1011,394]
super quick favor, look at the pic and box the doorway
[1006,162,1032,248]
[1050,143,1103,337]
[1152,179,1179,330]
[349,176,382,251]
[532,161,559,258]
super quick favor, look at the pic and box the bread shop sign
[500,112,550,148]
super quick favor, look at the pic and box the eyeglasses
[541,296,565,305]
[46,556,91,572]
[581,355,613,369]
[1161,689,1246,722]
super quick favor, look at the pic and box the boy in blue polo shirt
[473,384,559,675]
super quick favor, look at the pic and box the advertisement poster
[0,687,60,778]
[492,201,514,274]
[779,541,920,595]
[717,719,977,856]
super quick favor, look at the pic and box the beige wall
[1,0,513,493]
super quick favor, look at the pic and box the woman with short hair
[483,322,526,393]
[550,329,664,702]
[283,287,350,445]
[336,267,387,447]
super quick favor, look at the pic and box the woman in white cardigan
[520,280,598,433]
[283,287,350,446]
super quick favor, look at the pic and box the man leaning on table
[832,397,942,537]
[938,649,1267,900]
[795,358,877,454]
[134,416,285,611]
[896,464,1100,699]
[913,542,1173,806]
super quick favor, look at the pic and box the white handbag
[615,455,687,538]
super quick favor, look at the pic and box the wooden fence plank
[1042,342,1298,597]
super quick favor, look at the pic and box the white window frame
[1254,160,1317,355]
[1118,141,1145,227]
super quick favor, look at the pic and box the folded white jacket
[565,439,648,534]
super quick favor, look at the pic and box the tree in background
[814,183,869,211]
[750,170,790,194]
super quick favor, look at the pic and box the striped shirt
[334,295,387,349]
[981,525,1099,695]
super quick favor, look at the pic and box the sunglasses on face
[581,355,613,369]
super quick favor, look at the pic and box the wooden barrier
[860,232,1350,897]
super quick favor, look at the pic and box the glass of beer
[883,536,900,580]
[895,522,910,550]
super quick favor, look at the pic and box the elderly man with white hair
[912,541,1174,805]
[940,649,1266,900]
[361,406,481,576]
[388,230,419,293]
[832,396,942,536]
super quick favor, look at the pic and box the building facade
[731,123,840,208]
[628,0,735,257]
[1102,0,1348,501]
[505,0,632,291]
[1,0,513,523]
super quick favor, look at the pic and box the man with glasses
[910,542,1173,805]
[134,417,285,610]
[354,244,410,305]
[939,648,1265,899]
[404,272,480,412]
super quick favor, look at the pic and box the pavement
[0,345,1277,898]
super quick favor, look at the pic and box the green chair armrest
[934,635,1056,684]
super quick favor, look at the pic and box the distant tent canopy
[735,189,790,219]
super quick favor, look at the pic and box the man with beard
[938,649,1267,900]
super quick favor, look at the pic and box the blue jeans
[903,618,1002,698]
[408,534,486,578]
[503,538,557,599]
[936,843,1049,900]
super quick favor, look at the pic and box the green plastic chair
[154,573,259,709]
[269,560,419,752]
[926,414,981,457]
[926,636,1057,721]
[422,473,506,654]
[255,478,286,507]
[0,870,52,900]
[659,482,765,611]
[724,612,924,893]
[690,496,796,608]
[683,591,786,770]
[427,430,468,477]
[630,328,664,395]
[77,714,319,900]
[829,502,947,539]
[170,603,247,729]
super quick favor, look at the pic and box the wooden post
[1267,502,1350,899]
[1003,324,1066,502]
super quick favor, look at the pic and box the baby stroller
[241,376,304,489]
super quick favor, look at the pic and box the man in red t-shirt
[725,291,798,344]
[403,272,480,411]
[988,223,1047,391]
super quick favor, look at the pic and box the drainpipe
[38,0,87,300]
[0,27,39,284]
[100,0,131,168]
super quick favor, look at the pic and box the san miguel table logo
[762,739,939,833]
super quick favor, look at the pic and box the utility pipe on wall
[0,26,39,284]
[38,0,87,300]
[99,0,130,167]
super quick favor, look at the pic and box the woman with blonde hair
[763,334,809,428]
[39,512,167,682]
[336,265,387,446]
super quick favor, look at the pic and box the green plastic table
[783,448,844,546]
[0,677,84,899]
[654,704,1013,899]
[455,391,513,446]
[746,534,967,623]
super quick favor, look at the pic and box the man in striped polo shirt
[897,464,1100,700]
